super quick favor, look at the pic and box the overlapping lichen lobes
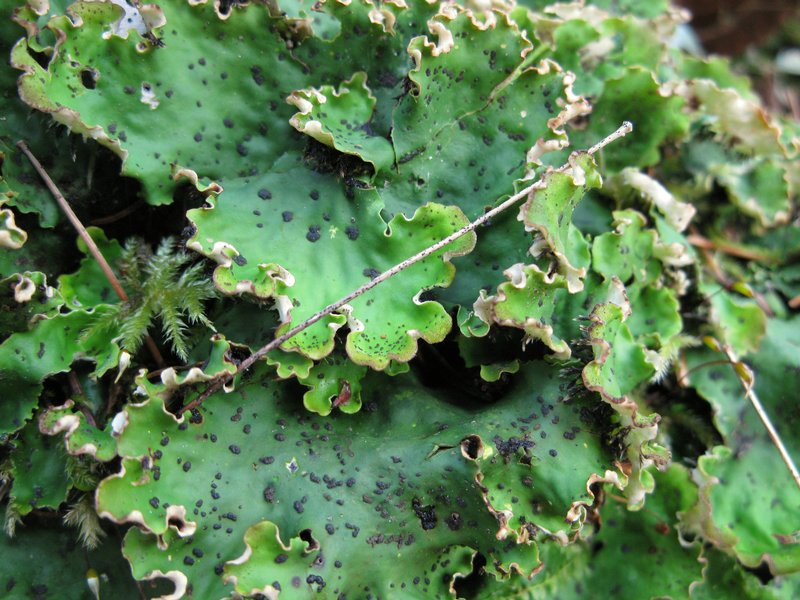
[683,317,800,576]
[0,227,128,436]
[520,153,602,292]
[288,72,395,172]
[0,1,89,229]
[689,445,800,576]
[541,465,704,599]
[187,162,474,367]
[4,0,800,597]
[541,11,667,98]
[392,7,532,161]
[297,351,367,415]
[570,67,688,171]
[8,418,70,515]
[451,464,706,599]
[581,300,670,509]
[676,81,795,228]
[39,400,117,462]
[96,360,618,598]
[0,309,119,437]
[13,0,308,204]
[583,302,654,402]
[384,24,574,219]
[475,264,571,357]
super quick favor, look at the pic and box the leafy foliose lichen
[2,0,799,597]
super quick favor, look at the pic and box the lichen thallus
[182,122,634,413]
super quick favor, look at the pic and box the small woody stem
[17,140,166,368]
[181,122,634,414]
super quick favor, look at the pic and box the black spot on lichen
[258,188,272,200]
[310,189,320,200]
[307,225,321,242]
[233,254,247,266]
[445,512,462,531]
[307,574,326,591]
[182,461,192,472]
[263,485,276,503]
[363,268,380,280]
[223,117,234,128]
[345,225,359,240]
[493,435,534,458]
[282,211,293,222]
[37,343,45,359]
[229,444,241,455]
[412,498,437,530]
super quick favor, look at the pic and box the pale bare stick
[16,140,166,368]
[723,346,800,490]
[181,122,634,414]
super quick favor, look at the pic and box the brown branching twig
[16,140,166,368]
[690,226,775,317]
[686,232,778,264]
[180,122,634,414]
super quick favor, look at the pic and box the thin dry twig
[690,227,775,318]
[67,371,97,427]
[16,140,166,368]
[686,232,777,264]
[181,122,634,414]
[722,345,800,490]
[90,199,145,225]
